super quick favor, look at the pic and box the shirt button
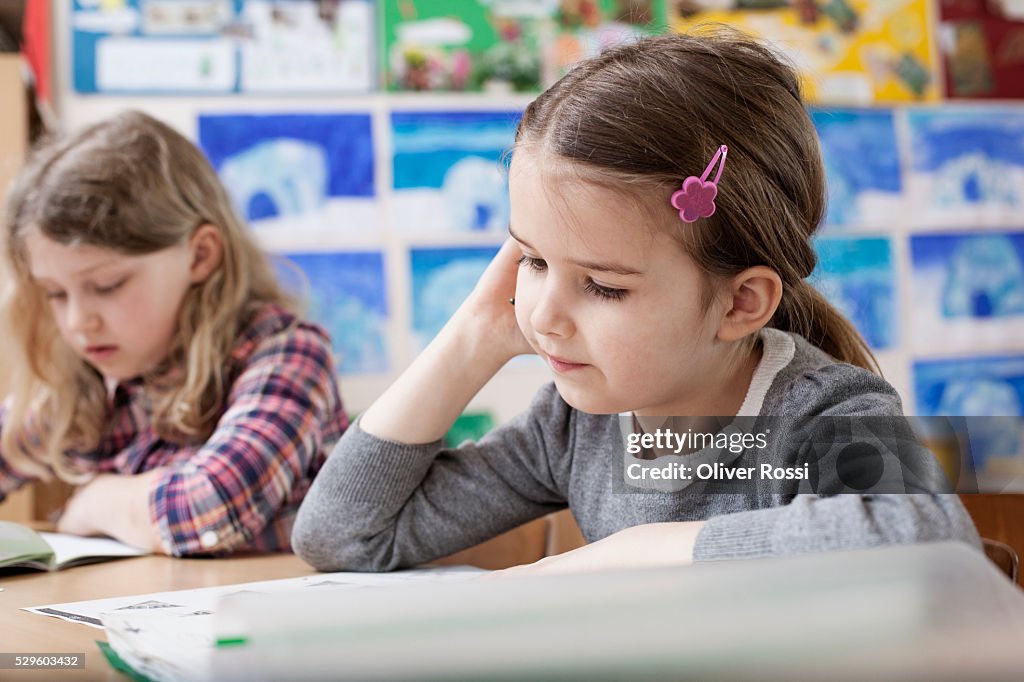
[200,531,219,549]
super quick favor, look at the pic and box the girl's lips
[85,345,119,359]
[547,355,588,373]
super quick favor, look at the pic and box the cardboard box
[0,52,28,522]
[0,53,26,206]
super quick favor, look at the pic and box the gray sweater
[293,334,981,571]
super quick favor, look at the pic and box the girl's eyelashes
[584,279,629,301]
[518,254,629,301]
[517,254,547,272]
[93,278,127,295]
[40,277,126,300]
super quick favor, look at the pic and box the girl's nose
[530,282,575,338]
[66,297,100,333]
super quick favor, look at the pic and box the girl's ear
[188,224,224,284]
[716,266,783,342]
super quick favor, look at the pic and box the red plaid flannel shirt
[0,305,348,555]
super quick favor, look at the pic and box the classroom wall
[46,1,1024,463]
[51,3,554,424]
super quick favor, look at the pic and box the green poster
[382,0,668,92]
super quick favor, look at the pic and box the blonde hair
[1,111,295,481]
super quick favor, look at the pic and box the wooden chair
[960,494,1024,587]
[981,538,1020,584]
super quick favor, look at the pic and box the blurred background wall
[2,0,1024,489]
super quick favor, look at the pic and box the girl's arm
[293,240,575,572]
[57,321,346,555]
[149,322,346,556]
[359,239,531,443]
[57,469,166,551]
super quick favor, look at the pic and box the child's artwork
[673,0,938,103]
[277,251,390,375]
[810,237,898,350]
[71,0,373,94]
[198,113,377,243]
[914,355,1024,475]
[392,111,520,234]
[906,109,1024,226]
[381,0,668,92]
[810,109,903,228]
[410,246,500,351]
[445,412,496,448]
[910,233,1024,352]
[938,0,1024,100]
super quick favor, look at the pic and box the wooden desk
[2,544,1023,680]
[1,554,315,681]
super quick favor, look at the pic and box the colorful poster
[198,113,377,242]
[392,111,520,234]
[810,237,898,350]
[910,233,1024,352]
[938,0,1024,99]
[277,251,390,375]
[673,0,938,104]
[913,356,1024,475]
[906,109,1024,227]
[71,0,373,94]
[810,109,903,228]
[409,246,500,351]
[381,0,667,92]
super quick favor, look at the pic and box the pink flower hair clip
[670,145,729,223]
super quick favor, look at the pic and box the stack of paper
[28,543,1024,681]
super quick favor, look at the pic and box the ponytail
[772,280,878,374]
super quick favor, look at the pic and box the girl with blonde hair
[0,111,347,555]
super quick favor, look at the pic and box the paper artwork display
[905,108,1024,227]
[910,232,1024,352]
[410,247,500,351]
[198,113,377,244]
[392,111,520,234]
[811,237,898,350]
[382,0,668,92]
[810,109,904,228]
[278,252,390,375]
[913,355,1024,473]
[674,0,938,104]
[72,0,374,94]
[938,0,1024,99]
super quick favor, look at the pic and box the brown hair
[1,111,295,481]
[514,28,877,372]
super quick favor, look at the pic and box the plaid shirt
[0,304,348,556]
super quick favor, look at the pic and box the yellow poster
[674,0,938,104]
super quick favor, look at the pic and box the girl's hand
[451,238,533,365]
[494,522,705,576]
[57,470,166,551]
[359,239,532,444]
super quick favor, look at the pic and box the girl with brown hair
[294,31,979,573]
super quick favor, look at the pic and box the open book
[0,521,146,571]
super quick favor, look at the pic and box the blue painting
[199,113,376,238]
[810,109,904,229]
[392,111,520,234]
[907,109,1024,226]
[410,246,500,350]
[71,0,374,94]
[914,356,1024,473]
[277,251,389,375]
[810,237,897,349]
[910,233,1024,351]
